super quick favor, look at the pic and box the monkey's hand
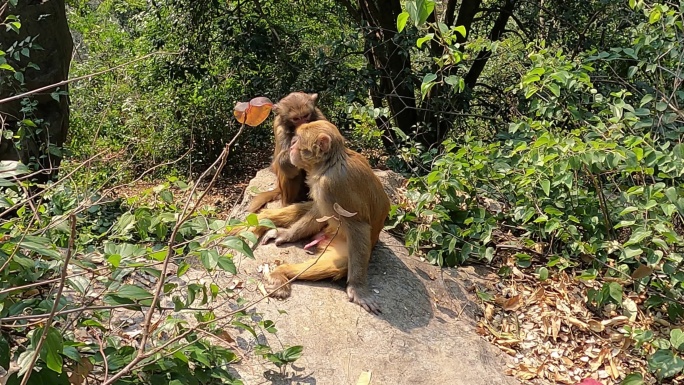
[346,284,381,315]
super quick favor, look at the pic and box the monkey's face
[290,129,333,171]
[289,135,308,169]
[275,92,319,128]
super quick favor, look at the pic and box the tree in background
[0,0,73,183]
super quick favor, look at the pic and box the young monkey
[251,120,391,314]
[247,92,326,213]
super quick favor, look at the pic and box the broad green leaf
[200,249,220,270]
[639,94,654,107]
[279,345,303,363]
[648,349,684,379]
[416,33,433,48]
[671,329,684,351]
[648,8,662,24]
[454,25,466,38]
[221,237,254,259]
[246,213,259,227]
[31,327,64,373]
[16,236,61,259]
[625,230,652,246]
[217,256,237,274]
[621,373,643,385]
[608,282,623,304]
[159,190,173,203]
[397,11,409,32]
[546,83,560,97]
[540,179,550,196]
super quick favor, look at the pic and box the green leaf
[246,213,259,227]
[13,71,24,83]
[546,83,560,97]
[621,372,643,385]
[159,190,173,203]
[671,329,684,351]
[0,63,15,72]
[200,249,220,270]
[221,237,254,259]
[625,230,652,246]
[217,256,237,274]
[104,285,153,306]
[416,33,434,48]
[107,254,121,268]
[648,8,662,24]
[608,282,623,304]
[648,349,684,379]
[454,25,466,38]
[16,236,62,259]
[627,66,638,78]
[420,73,437,99]
[177,260,190,277]
[31,327,64,373]
[397,11,409,32]
[639,94,654,107]
[278,345,303,363]
[444,75,460,88]
[540,179,550,196]
[405,0,418,26]
[538,267,549,281]
[411,0,435,27]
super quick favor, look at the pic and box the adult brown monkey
[247,120,390,314]
[247,92,326,213]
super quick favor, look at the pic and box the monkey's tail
[246,188,281,213]
[271,237,349,282]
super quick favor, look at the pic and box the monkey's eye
[301,149,312,157]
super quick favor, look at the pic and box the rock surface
[222,168,519,385]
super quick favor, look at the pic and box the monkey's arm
[274,148,300,178]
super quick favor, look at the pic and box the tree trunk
[356,0,420,149]
[0,0,73,183]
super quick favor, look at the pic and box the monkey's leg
[343,221,381,314]
[266,238,349,300]
[247,188,281,213]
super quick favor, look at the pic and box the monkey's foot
[260,228,293,246]
[260,229,279,245]
[346,285,381,315]
[265,272,292,300]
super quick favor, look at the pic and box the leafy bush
[397,1,684,380]
[0,158,300,384]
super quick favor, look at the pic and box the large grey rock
[219,168,519,385]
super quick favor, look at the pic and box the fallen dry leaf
[356,370,372,385]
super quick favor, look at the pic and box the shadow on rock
[368,238,433,331]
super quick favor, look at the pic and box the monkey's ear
[309,93,318,102]
[316,133,332,153]
[272,103,281,113]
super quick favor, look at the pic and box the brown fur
[247,92,326,213]
[252,121,391,314]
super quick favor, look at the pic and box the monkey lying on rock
[242,120,391,314]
